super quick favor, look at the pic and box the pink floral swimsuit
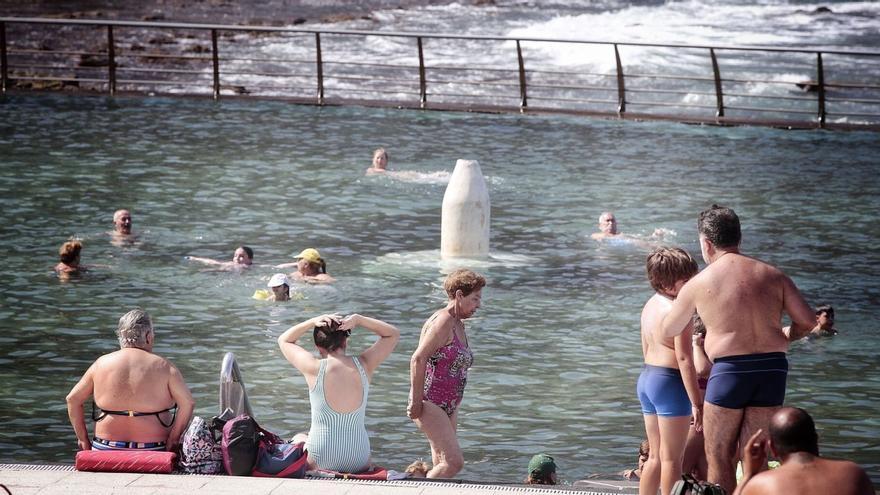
[424,330,473,416]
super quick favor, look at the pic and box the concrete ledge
[0,464,638,495]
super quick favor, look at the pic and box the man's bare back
[740,456,874,495]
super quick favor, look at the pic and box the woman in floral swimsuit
[408,269,485,479]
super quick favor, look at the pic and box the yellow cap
[294,248,323,264]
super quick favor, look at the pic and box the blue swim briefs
[636,364,692,417]
[705,352,788,409]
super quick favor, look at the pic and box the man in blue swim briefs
[660,205,815,493]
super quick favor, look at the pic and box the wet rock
[814,6,833,14]
[143,13,166,21]
[292,17,307,25]
[148,35,177,45]
[184,45,210,53]
[474,0,496,5]
[796,82,819,92]
[129,43,146,52]
[80,54,109,67]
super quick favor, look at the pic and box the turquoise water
[0,93,878,483]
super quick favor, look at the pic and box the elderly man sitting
[66,309,194,452]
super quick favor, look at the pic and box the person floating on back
[277,313,399,473]
[637,247,702,495]
[733,407,874,495]
[66,309,195,452]
[660,205,816,493]
[186,245,254,271]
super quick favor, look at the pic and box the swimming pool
[0,93,878,482]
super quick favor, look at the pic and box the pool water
[0,93,878,482]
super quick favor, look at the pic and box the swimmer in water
[186,246,254,271]
[366,148,389,175]
[591,211,670,246]
[55,239,86,277]
[254,273,291,301]
[109,209,137,246]
[277,248,335,284]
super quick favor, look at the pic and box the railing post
[211,29,220,100]
[516,40,527,111]
[710,48,724,118]
[315,32,324,105]
[817,52,826,128]
[417,36,426,109]
[0,22,8,94]
[107,25,116,95]
[614,44,625,115]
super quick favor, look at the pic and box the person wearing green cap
[525,453,557,485]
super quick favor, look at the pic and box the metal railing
[2,16,879,130]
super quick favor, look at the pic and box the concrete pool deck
[0,463,639,494]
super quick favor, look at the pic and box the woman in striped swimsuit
[278,313,399,473]
[408,269,486,478]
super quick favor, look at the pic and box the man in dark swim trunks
[660,205,815,493]
[66,309,194,452]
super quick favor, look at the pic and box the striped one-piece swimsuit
[305,356,371,473]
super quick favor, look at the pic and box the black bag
[670,474,727,495]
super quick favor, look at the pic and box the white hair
[116,308,153,349]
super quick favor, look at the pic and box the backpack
[220,414,286,476]
[670,474,727,495]
[179,416,223,475]
[252,441,308,478]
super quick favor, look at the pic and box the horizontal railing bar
[527,68,615,78]
[430,92,516,100]
[8,63,105,71]
[825,81,880,90]
[527,95,619,105]
[116,79,205,86]
[323,60,416,70]
[424,65,517,73]
[324,86,418,96]
[117,52,213,61]
[221,55,313,65]
[4,17,877,57]
[627,100,719,109]
[229,84,312,91]
[725,105,819,115]
[117,67,210,75]
[9,48,105,57]
[8,75,108,83]
[214,69,312,78]
[826,97,880,105]
[626,73,717,83]
[527,82,615,92]
[323,74,415,85]
[722,92,817,102]
[424,78,520,88]
[625,87,717,96]
[722,76,816,86]
[826,111,880,118]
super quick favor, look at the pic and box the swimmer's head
[598,212,618,235]
[525,453,557,485]
[59,239,83,265]
[233,246,253,266]
[268,273,290,301]
[113,209,132,234]
[295,248,326,275]
[646,247,698,297]
[313,317,350,353]
[698,205,741,252]
[372,148,388,170]
[815,304,834,329]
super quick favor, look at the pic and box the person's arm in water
[185,256,223,266]
[674,319,703,431]
[349,314,400,377]
[407,313,453,420]
[66,362,97,451]
[275,262,298,269]
[781,274,816,341]
[661,279,698,339]
[278,315,331,378]
[165,362,195,452]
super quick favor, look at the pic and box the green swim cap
[528,453,556,479]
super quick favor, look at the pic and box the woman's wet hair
[443,269,486,298]
[646,247,698,294]
[698,204,741,249]
[238,245,254,260]
[313,318,350,352]
[59,239,82,264]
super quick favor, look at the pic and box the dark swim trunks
[705,352,788,409]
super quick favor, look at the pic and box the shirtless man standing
[66,309,195,452]
[660,205,816,493]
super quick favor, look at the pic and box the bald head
[770,407,819,457]
[113,209,132,234]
